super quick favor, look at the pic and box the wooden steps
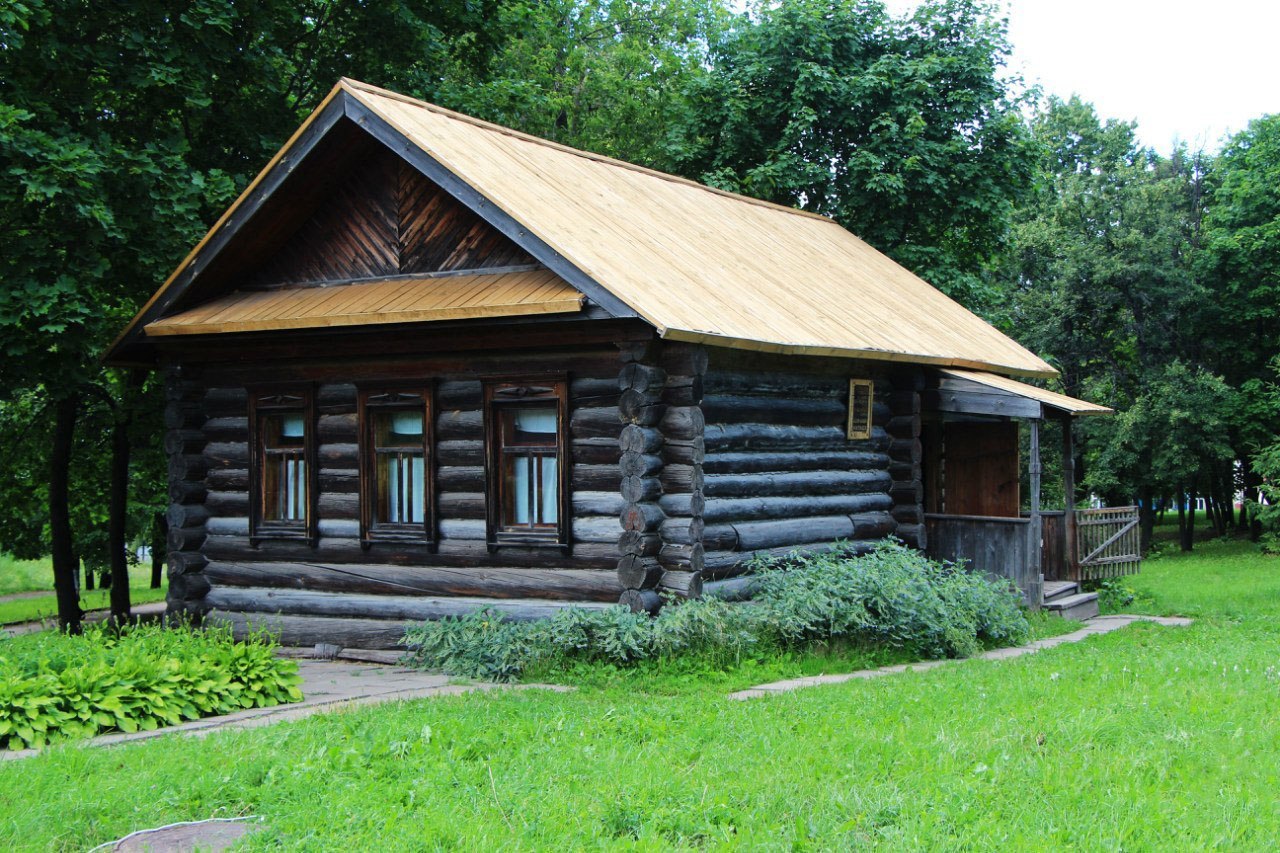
[1042,581,1099,621]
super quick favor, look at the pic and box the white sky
[884,0,1280,153]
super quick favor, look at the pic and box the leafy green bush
[0,624,302,750]
[402,541,1030,681]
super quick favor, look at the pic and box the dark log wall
[166,343,632,646]
[696,350,924,578]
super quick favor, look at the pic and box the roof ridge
[338,78,836,226]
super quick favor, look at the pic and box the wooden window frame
[847,378,874,441]
[248,385,317,545]
[483,376,571,552]
[358,385,436,548]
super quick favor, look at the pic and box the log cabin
[106,79,1138,648]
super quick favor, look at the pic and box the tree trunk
[108,389,134,621]
[1179,488,1195,552]
[151,511,167,589]
[1138,484,1155,554]
[50,395,82,633]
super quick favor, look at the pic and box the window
[485,379,569,548]
[250,388,315,542]
[359,388,434,545]
[847,378,874,441]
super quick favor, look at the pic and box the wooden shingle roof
[110,79,1057,378]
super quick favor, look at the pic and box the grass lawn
[0,554,167,626]
[1,536,1277,849]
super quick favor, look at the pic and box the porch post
[1061,414,1077,580]
[1028,418,1043,605]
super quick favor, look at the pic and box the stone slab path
[4,660,570,761]
[729,614,1193,700]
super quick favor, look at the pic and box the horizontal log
[571,407,623,439]
[621,501,665,533]
[437,492,483,518]
[166,503,209,530]
[619,424,663,455]
[660,516,704,545]
[888,460,920,483]
[657,570,703,599]
[702,493,892,524]
[660,374,704,407]
[702,370,843,397]
[438,465,483,492]
[205,610,410,649]
[660,406,704,442]
[703,450,890,475]
[620,475,661,503]
[202,416,247,442]
[702,394,846,426]
[616,555,662,589]
[437,440,482,467]
[169,480,208,505]
[703,540,879,574]
[570,376,621,404]
[320,467,359,493]
[164,429,207,456]
[204,441,249,468]
[203,533,616,569]
[618,588,661,614]
[317,383,357,412]
[204,561,624,601]
[703,576,759,602]
[657,491,705,518]
[574,515,625,544]
[203,387,247,417]
[319,443,358,466]
[318,413,358,442]
[850,511,897,539]
[438,380,481,409]
[207,468,248,492]
[318,492,360,520]
[703,469,891,499]
[731,516,855,551]
[619,452,662,478]
[438,519,486,540]
[437,409,482,441]
[208,517,250,536]
[701,524,738,551]
[892,505,924,525]
[573,491,625,517]
[575,465,622,492]
[705,424,882,452]
[220,589,619,624]
[573,437,621,466]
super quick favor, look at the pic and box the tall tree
[670,0,1035,309]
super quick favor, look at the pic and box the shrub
[0,624,302,750]
[402,541,1030,682]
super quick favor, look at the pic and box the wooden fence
[1074,506,1142,580]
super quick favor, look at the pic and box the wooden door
[943,422,1020,517]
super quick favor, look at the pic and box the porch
[919,370,1140,608]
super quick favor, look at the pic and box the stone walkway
[4,660,571,761]
[2,601,168,637]
[729,614,1193,700]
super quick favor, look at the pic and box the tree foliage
[671,0,1036,307]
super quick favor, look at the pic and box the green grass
[0,537,1275,849]
[0,554,167,625]
[0,554,55,596]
